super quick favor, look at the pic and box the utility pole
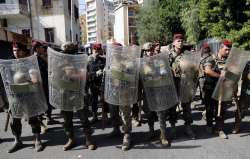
[71,0,74,42]
[28,0,33,38]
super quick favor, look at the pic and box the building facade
[85,0,114,44]
[113,0,139,46]
[0,0,80,45]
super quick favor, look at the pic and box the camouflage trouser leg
[109,104,121,128]
[157,110,167,130]
[119,105,132,134]
[77,108,93,135]
[181,103,193,125]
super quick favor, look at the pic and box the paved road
[0,101,250,159]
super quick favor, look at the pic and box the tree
[181,0,201,44]
[199,0,250,49]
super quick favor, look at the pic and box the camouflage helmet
[61,42,78,54]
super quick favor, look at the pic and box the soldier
[203,40,232,139]
[2,43,46,153]
[199,44,213,117]
[87,43,106,123]
[140,42,178,146]
[234,60,250,133]
[32,41,59,126]
[105,42,140,151]
[166,33,196,139]
[48,42,96,151]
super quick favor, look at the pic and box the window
[74,5,79,21]
[44,28,54,43]
[68,0,71,15]
[0,0,6,4]
[42,0,52,8]
[22,29,30,37]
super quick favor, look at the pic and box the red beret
[92,43,102,50]
[173,33,184,40]
[32,41,42,48]
[222,40,232,47]
[203,43,210,49]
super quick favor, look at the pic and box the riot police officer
[87,43,106,123]
[203,40,232,139]
[48,42,97,151]
[6,43,45,153]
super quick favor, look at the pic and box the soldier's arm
[204,65,220,78]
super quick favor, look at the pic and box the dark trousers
[90,90,99,114]
[168,103,193,126]
[61,108,92,138]
[204,88,225,130]
[10,116,41,137]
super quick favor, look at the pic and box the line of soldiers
[0,32,249,153]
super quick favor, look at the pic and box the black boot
[8,136,23,153]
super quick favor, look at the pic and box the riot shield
[104,44,140,106]
[196,38,221,54]
[0,55,47,118]
[212,48,250,101]
[179,51,201,103]
[140,53,178,111]
[48,47,88,111]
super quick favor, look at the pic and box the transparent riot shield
[104,44,140,106]
[0,55,47,118]
[196,38,221,54]
[48,48,88,111]
[140,53,178,111]
[212,48,250,101]
[179,51,201,103]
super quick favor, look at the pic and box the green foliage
[137,0,250,49]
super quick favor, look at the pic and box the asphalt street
[0,100,250,159]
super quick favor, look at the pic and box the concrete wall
[114,4,129,46]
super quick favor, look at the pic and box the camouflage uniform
[53,42,96,151]
[203,55,227,130]
[239,61,250,117]
[166,44,193,126]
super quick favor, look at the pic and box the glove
[96,69,103,77]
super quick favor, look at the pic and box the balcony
[0,2,29,18]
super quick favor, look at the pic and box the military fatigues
[58,63,93,139]
[87,55,106,117]
[203,55,227,130]
[167,44,193,126]
[239,61,250,117]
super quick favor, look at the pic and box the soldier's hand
[96,69,103,77]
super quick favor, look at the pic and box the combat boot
[122,133,131,151]
[8,135,23,153]
[63,136,76,151]
[85,134,97,150]
[34,133,44,152]
[218,130,228,139]
[160,128,171,147]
